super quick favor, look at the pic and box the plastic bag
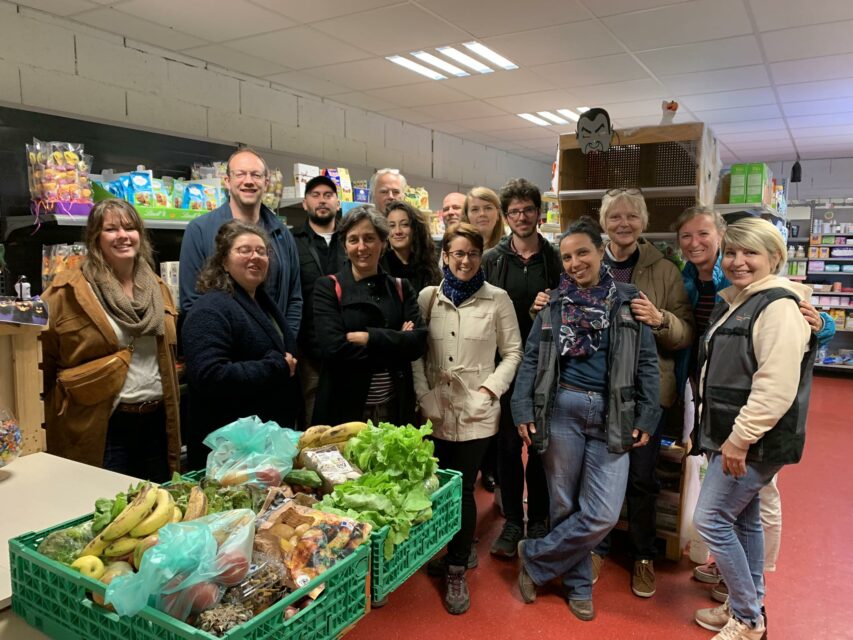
[0,408,22,468]
[204,416,300,488]
[105,509,255,621]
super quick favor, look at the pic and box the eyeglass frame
[229,170,268,182]
[505,205,540,219]
[231,245,269,258]
[444,249,483,261]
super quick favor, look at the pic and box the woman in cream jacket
[413,222,522,616]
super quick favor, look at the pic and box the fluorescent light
[437,47,493,74]
[385,55,446,80]
[577,107,590,113]
[518,113,550,126]
[537,111,568,125]
[411,51,469,77]
[556,109,580,122]
[462,41,518,70]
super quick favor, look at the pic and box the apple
[71,555,105,580]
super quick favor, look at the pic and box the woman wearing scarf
[511,219,660,621]
[42,199,180,481]
[414,222,523,615]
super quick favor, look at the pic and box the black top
[604,247,640,284]
[381,250,440,296]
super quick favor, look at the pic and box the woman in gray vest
[692,217,816,640]
[511,219,661,621]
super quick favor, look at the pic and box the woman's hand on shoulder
[798,300,824,333]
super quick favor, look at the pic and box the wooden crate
[0,323,46,455]
[557,123,720,232]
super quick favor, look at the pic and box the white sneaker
[712,616,766,640]
[695,600,731,632]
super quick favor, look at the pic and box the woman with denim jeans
[692,218,816,640]
[510,220,660,621]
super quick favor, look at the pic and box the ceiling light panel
[537,111,568,125]
[462,42,518,70]
[556,109,580,122]
[437,47,494,74]
[385,55,446,80]
[518,113,550,126]
[411,51,469,77]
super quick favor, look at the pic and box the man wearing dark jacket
[482,178,562,557]
[292,175,347,426]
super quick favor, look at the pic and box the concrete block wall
[0,3,551,200]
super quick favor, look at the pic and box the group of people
[40,146,832,639]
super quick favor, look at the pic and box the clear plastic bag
[0,408,22,468]
[204,416,301,488]
[105,509,255,621]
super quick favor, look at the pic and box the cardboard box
[293,163,320,197]
[728,164,747,204]
[745,162,770,204]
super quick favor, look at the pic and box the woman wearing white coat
[414,222,523,616]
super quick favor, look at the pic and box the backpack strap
[424,286,439,324]
[395,277,403,303]
[329,274,342,305]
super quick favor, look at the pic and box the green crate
[369,468,462,604]
[10,514,370,640]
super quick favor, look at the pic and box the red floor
[348,375,853,640]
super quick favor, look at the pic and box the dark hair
[442,222,484,254]
[560,217,604,249]
[84,198,154,278]
[196,220,271,294]
[499,178,542,215]
[386,200,441,285]
[338,204,390,244]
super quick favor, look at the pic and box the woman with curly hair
[383,200,442,294]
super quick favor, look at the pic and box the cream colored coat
[413,281,523,442]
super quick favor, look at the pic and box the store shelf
[815,305,853,311]
[837,328,853,333]
[716,203,779,215]
[815,363,853,372]
[812,244,853,248]
[787,275,808,280]
[788,238,810,243]
[556,185,696,201]
[809,258,853,263]
[812,291,853,296]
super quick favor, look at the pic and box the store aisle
[348,375,853,640]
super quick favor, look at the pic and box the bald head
[441,192,465,226]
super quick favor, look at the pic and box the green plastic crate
[369,468,462,604]
[10,514,370,640]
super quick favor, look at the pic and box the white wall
[767,159,853,203]
[0,3,552,204]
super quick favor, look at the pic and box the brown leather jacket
[41,268,181,472]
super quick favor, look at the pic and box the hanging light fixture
[791,157,802,183]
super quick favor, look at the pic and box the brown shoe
[591,552,604,585]
[517,541,536,603]
[567,598,595,621]
[712,579,729,603]
[632,559,656,598]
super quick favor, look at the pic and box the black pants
[433,435,492,567]
[496,388,549,525]
[103,405,171,483]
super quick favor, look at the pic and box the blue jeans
[521,387,630,600]
[694,452,782,626]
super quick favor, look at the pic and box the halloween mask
[576,108,613,154]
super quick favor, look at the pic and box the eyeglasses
[605,187,643,196]
[446,250,482,261]
[506,205,539,219]
[230,170,267,182]
[232,246,268,258]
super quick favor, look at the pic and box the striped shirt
[364,370,395,406]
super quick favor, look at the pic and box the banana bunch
[297,421,369,451]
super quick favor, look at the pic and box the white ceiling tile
[74,8,209,50]
[777,78,853,102]
[615,114,688,128]
[603,0,751,51]
[331,91,402,112]
[636,35,762,75]
[415,0,588,38]
[483,89,582,113]
[460,132,505,145]
[426,121,475,135]
[481,126,559,141]
[587,0,690,17]
[532,54,651,88]
[598,99,669,118]
[294,58,423,91]
[693,104,782,124]
[793,133,853,147]
[680,88,777,111]
[662,66,771,95]
[379,108,435,125]
[267,71,351,97]
[770,54,853,85]
[227,26,371,68]
[711,119,787,134]
[116,0,296,41]
[736,151,795,162]
[414,100,508,121]
[760,20,853,63]
[787,112,853,129]
[366,82,472,108]
[249,0,403,23]
[800,148,853,160]
[434,115,536,132]
[17,0,98,15]
[750,0,853,32]
[783,97,853,118]
[573,78,667,104]
[444,69,557,100]
[724,140,795,153]
[184,44,290,77]
[717,129,788,143]
[311,4,469,56]
[481,21,622,67]
[790,124,853,138]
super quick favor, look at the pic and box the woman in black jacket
[313,205,428,426]
[182,220,298,470]
[382,199,441,295]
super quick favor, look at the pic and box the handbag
[56,342,133,415]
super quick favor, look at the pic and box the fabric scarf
[82,260,165,337]
[558,264,616,357]
[441,264,486,307]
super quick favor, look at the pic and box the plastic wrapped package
[0,408,22,468]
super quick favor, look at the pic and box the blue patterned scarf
[559,265,616,357]
[441,265,485,307]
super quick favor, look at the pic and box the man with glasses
[179,147,302,344]
[369,168,407,214]
[293,175,346,426]
[482,177,561,557]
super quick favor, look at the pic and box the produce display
[0,408,22,468]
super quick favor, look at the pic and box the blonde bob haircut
[463,186,505,250]
[672,205,726,234]
[599,190,649,231]
[721,217,787,275]
[84,198,155,279]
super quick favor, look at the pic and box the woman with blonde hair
[42,198,180,481]
[464,186,505,250]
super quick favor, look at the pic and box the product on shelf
[26,139,94,214]
[322,168,353,202]
[294,163,320,197]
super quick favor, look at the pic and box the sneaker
[567,598,595,621]
[695,600,732,632]
[694,560,722,584]
[426,547,478,577]
[591,552,604,585]
[480,472,496,492]
[711,616,765,640]
[526,520,548,539]
[712,579,729,603]
[443,565,470,615]
[517,540,536,603]
[490,520,524,557]
[632,559,656,598]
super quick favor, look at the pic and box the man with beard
[293,175,346,426]
[179,147,302,340]
[482,177,561,556]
